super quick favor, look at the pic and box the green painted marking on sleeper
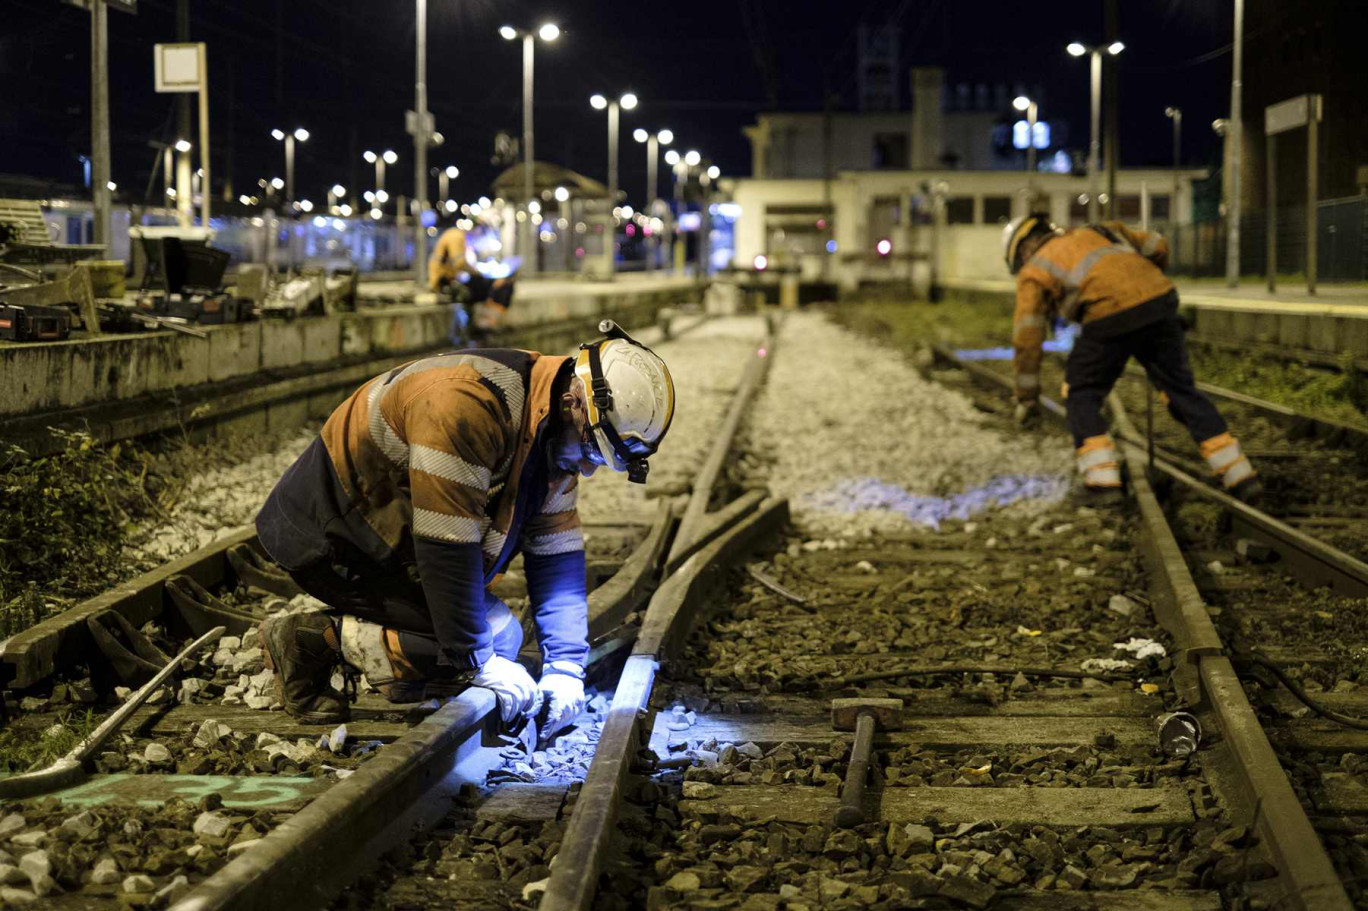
[33,774,327,809]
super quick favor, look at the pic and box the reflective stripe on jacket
[318,349,581,571]
[1012,221,1172,401]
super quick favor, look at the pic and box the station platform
[940,278,1368,364]
[0,273,704,452]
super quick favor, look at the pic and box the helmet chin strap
[578,323,654,484]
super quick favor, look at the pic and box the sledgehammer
[831,697,903,827]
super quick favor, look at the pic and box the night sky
[0,0,1238,208]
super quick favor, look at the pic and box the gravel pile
[334,789,567,910]
[578,316,768,525]
[594,774,1266,910]
[125,429,317,570]
[0,799,283,904]
[664,738,1195,792]
[679,511,1170,699]
[741,312,1073,536]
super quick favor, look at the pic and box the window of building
[872,133,909,170]
[983,196,1012,224]
[945,197,975,225]
[1118,195,1142,220]
[1150,194,1171,220]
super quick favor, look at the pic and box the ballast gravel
[741,311,1073,535]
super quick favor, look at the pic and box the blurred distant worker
[428,218,516,340]
[254,322,675,735]
[1002,213,1260,503]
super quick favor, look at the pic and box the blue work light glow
[826,239,838,254]
[801,475,1069,530]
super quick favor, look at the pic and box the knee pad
[487,598,525,660]
[338,616,425,703]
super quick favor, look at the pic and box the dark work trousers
[287,548,523,680]
[1065,313,1228,448]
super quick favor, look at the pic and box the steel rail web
[541,325,784,911]
[934,343,1355,911]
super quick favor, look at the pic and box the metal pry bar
[0,625,225,800]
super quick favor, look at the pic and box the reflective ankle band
[1201,434,1256,488]
[1077,435,1121,488]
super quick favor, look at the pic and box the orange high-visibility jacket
[1012,221,1171,402]
[428,227,468,291]
[319,350,582,568]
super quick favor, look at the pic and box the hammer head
[831,697,904,732]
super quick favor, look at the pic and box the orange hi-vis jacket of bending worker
[428,227,468,291]
[1012,221,1172,402]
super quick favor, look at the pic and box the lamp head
[620,93,638,111]
[590,94,608,110]
[538,23,560,41]
[1066,42,1087,57]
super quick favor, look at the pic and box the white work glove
[472,655,542,724]
[539,670,586,736]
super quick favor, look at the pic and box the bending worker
[1003,213,1260,502]
[429,219,515,333]
[253,322,675,734]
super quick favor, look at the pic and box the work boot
[1228,475,1264,507]
[1076,484,1126,507]
[260,613,349,724]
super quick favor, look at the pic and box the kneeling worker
[1003,214,1260,502]
[253,322,675,732]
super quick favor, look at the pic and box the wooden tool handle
[834,712,875,827]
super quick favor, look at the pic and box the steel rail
[935,342,1356,911]
[934,343,1368,597]
[541,324,784,911]
[539,498,790,911]
[167,501,676,911]
[666,331,776,567]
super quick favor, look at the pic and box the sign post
[155,42,210,227]
[1264,93,1322,295]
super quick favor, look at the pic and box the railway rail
[0,313,763,909]
[1,308,1362,911]
[933,341,1368,909]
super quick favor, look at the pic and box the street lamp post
[590,92,638,277]
[634,128,672,271]
[1012,96,1038,175]
[1165,107,1182,224]
[328,184,346,214]
[501,22,559,274]
[1227,0,1244,287]
[413,0,429,290]
[363,150,397,213]
[433,165,458,210]
[1067,41,1124,222]
[272,127,309,209]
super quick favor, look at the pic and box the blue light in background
[825,239,838,253]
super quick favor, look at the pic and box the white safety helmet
[573,321,675,483]
[1002,212,1058,274]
